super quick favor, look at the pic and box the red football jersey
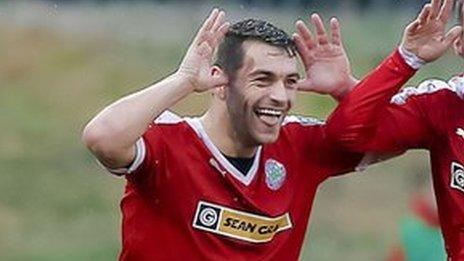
[117,113,361,260]
[331,61,464,258]
[372,75,464,260]
[102,50,415,260]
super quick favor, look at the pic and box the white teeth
[256,108,282,117]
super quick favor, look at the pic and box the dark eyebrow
[287,73,300,80]
[249,70,300,80]
[249,70,274,78]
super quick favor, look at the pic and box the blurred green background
[0,1,463,260]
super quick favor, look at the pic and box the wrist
[398,44,426,70]
[331,75,359,101]
[173,70,198,93]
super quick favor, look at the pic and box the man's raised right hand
[177,9,230,92]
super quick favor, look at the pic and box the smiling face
[226,40,299,146]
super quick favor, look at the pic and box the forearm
[82,72,193,167]
[325,48,417,151]
[82,9,229,170]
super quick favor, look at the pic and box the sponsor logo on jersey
[265,159,286,190]
[192,201,292,243]
[451,162,464,193]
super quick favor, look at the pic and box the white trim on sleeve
[398,45,426,70]
[99,138,147,176]
[448,75,464,99]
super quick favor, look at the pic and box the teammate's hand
[177,9,230,92]
[293,14,357,100]
[402,0,462,62]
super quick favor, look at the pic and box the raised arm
[324,0,462,151]
[82,9,229,170]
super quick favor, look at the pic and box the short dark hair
[214,18,296,81]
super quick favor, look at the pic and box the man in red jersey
[327,0,464,259]
[82,4,459,260]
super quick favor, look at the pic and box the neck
[201,107,257,158]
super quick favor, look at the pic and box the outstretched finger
[195,9,220,44]
[443,25,463,47]
[211,10,226,32]
[296,20,316,49]
[293,33,312,68]
[418,4,432,25]
[330,17,342,46]
[406,20,421,35]
[438,0,453,22]
[202,32,218,54]
[429,0,442,19]
[311,13,329,45]
[215,22,230,44]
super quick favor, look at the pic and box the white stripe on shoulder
[154,111,184,124]
[390,79,455,105]
[448,75,464,99]
[282,115,325,126]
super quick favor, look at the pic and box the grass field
[0,2,463,260]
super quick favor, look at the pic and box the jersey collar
[186,118,262,186]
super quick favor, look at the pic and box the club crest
[265,159,286,190]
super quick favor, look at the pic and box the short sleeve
[125,127,163,183]
[101,138,147,176]
[97,125,163,182]
[97,111,181,180]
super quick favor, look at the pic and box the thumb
[454,38,464,57]
[405,20,420,36]
[210,73,228,88]
[444,26,463,47]
[294,79,314,92]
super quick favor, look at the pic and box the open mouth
[254,107,284,126]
